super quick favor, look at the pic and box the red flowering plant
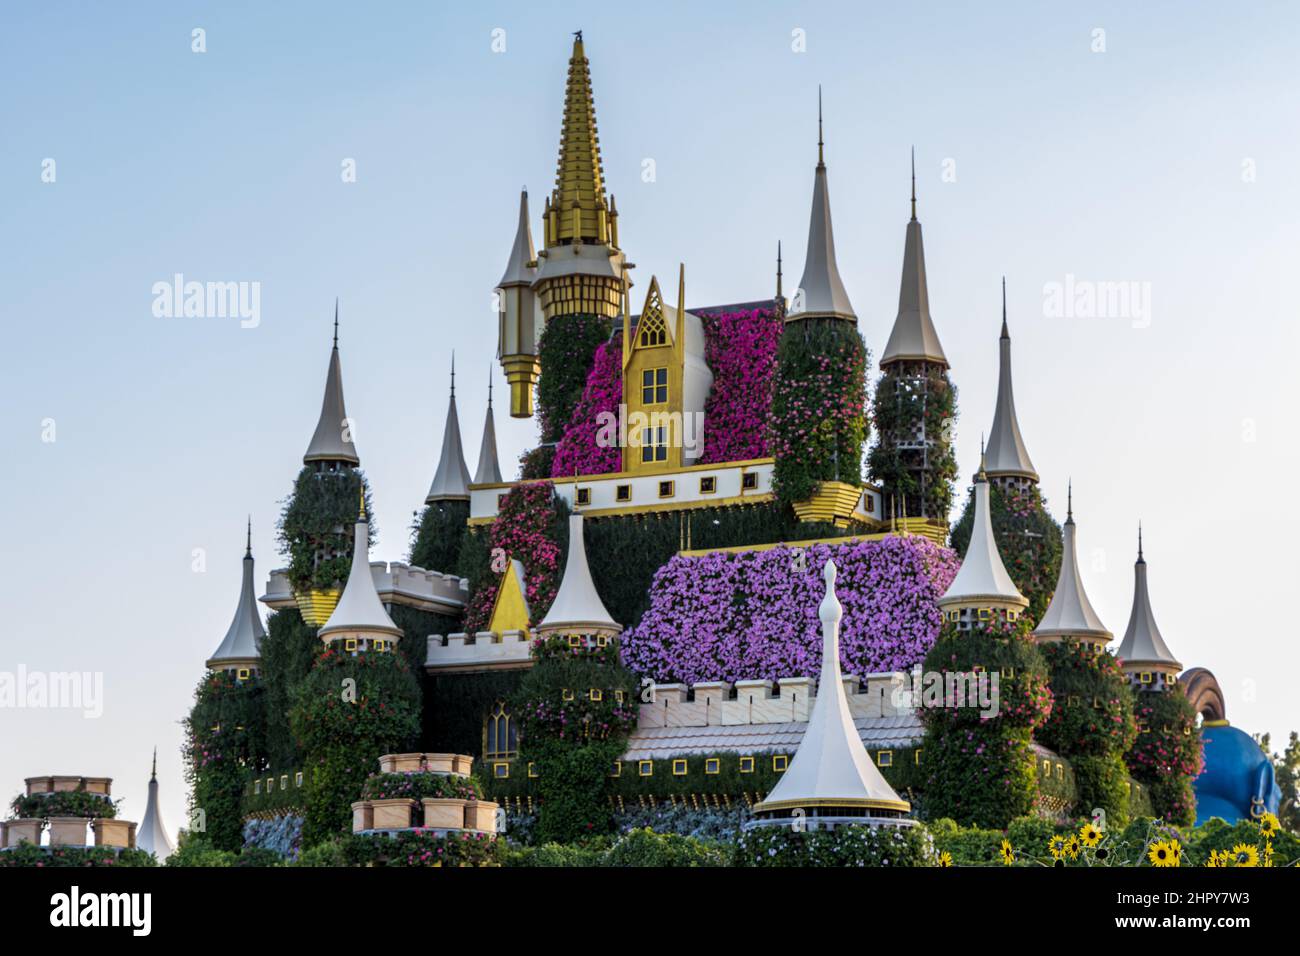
[515,636,638,743]
[697,308,783,464]
[551,332,624,478]
[462,481,568,633]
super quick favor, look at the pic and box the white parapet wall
[425,630,532,673]
[262,563,467,616]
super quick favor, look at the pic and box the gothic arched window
[485,700,518,760]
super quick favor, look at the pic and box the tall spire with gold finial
[533,32,627,323]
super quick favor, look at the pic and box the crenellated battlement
[425,630,532,673]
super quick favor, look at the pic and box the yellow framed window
[493,762,510,779]
[671,759,688,776]
[616,484,631,502]
[576,487,591,507]
[236,668,250,681]
[772,755,789,772]
[344,638,357,652]
[640,426,668,463]
[561,688,575,702]
[739,756,755,774]
[589,688,603,702]
[641,367,668,404]
[1140,672,1153,684]
[742,472,758,490]
[876,751,893,768]
[527,762,538,779]
[485,700,517,760]
[638,760,653,777]
[699,476,716,494]
[705,758,720,775]
[658,480,674,498]
[609,762,621,778]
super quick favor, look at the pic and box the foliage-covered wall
[551,332,623,477]
[867,363,958,521]
[409,499,470,576]
[184,670,268,851]
[258,609,319,770]
[423,670,525,758]
[1126,687,1204,827]
[277,466,373,592]
[770,317,869,503]
[529,312,612,476]
[949,481,1062,626]
[697,307,782,464]
[623,536,959,684]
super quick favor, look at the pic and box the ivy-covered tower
[205,520,266,681]
[869,154,957,539]
[950,283,1061,624]
[771,92,870,518]
[411,364,472,575]
[527,34,627,474]
[1117,528,1202,826]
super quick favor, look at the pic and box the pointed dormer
[1116,527,1182,689]
[318,492,402,653]
[425,358,471,503]
[788,89,855,324]
[1033,485,1110,645]
[750,560,911,827]
[498,189,544,418]
[303,302,360,469]
[206,520,266,679]
[136,748,174,861]
[533,32,627,323]
[985,280,1038,487]
[473,374,503,485]
[938,451,1029,627]
[881,151,947,367]
[535,514,619,641]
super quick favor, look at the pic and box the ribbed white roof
[940,461,1027,609]
[426,370,471,503]
[985,285,1037,480]
[757,561,907,810]
[498,189,537,288]
[207,533,265,668]
[1034,489,1110,641]
[537,514,618,632]
[1116,532,1180,668]
[318,514,402,639]
[789,97,855,323]
[303,307,360,466]
[881,177,947,366]
[473,381,503,485]
[136,750,174,861]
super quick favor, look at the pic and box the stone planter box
[83,777,112,796]
[369,798,415,830]
[5,819,42,848]
[464,800,499,833]
[51,776,82,793]
[47,817,90,847]
[378,753,426,774]
[452,755,474,776]
[24,777,53,796]
[351,801,374,833]
[421,797,469,830]
[422,754,456,775]
[92,819,135,849]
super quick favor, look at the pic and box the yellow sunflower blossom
[1079,822,1103,847]
[1048,835,1068,860]
[1000,839,1015,866]
[1148,839,1179,867]
[1231,843,1259,867]
[1258,813,1280,839]
[1064,835,1082,860]
[1206,849,1230,868]
[937,851,953,867]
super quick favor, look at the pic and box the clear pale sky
[2,2,1297,839]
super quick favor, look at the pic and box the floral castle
[185,33,1281,856]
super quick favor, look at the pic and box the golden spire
[547,32,613,248]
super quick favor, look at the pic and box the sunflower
[1206,849,1230,868]
[1258,813,1280,839]
[1000,839,1015,865]
[1064,835,1082,860]
[1079,822,1103,847]
[937,851,953,867]
[1230,844,1259,867]
[1148,840,1179,867]
[1048,835,1068,860]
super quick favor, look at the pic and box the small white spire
[938,457,1028,613]
[984,279,1037,480]
[318,499,402,641]
[304,304,360,466]
[426,359,471,503]
[789,90,856,323]
[137,748,174,861]
[498,189,537,288]
[206,528,267,670]
[1033,487,1110,643]
[536,514,619,635]
[1116,529,1181,670]
[754,560,910,817]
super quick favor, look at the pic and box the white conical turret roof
[881,156,948,366]
[537,514,619,634]
[939,456,1028,610]
[318,500,402,640]
[136,748,174,861]
[498,189,537,288]
[1116,529,1180,670]
[789,91,855,323]
[473,377,503,485]
[304,303,360,466]
[985,281,1037,481]
[425,360,471,502]
[206,523,266,669]
[756,560,909,813]
[1034,486,1110,642]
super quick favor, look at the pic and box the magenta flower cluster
[551,332,624,478]
[697,308,783,464]
[622,535,960,684]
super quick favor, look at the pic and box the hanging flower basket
[295,587,341,626]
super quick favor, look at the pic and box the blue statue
[1194,721,1281,826]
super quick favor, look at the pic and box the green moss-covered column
[529,313,612,478]
[410,499,470,576]
[769,317,869,504]
[278,466,374,593]
[184,671,268,851]
[868,362,958,521]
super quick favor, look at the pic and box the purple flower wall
[698,308,782,464]
[622,535,960,684]
[551,332,624,478]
